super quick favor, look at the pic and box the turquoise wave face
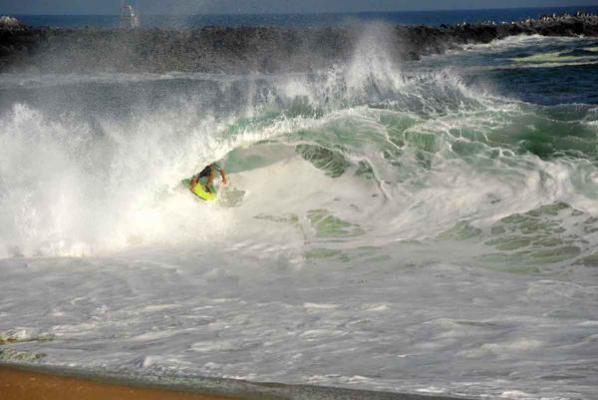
[213,35,598,277]
[220,103,597,269]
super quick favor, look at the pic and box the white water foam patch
[0,104,93,257]
[0,102,232,257]
[221,155,384,256]
[0,92,347,258]
[457,34,579,55]
[104,110,331,252]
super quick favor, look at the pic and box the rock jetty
[0,12,597,74]
[0,16,23,29]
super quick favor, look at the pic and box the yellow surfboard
[182,179,217,201]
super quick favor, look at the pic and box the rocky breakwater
[1,12,597,74]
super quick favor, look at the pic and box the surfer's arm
[220,169,228,185]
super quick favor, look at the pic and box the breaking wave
[0,32,597,275]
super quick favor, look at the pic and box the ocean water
[15,6,598,28]
[1,24,598,400]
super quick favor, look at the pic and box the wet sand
[0,363,468,400]
[0,364,243,400]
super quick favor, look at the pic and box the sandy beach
[0,364,243,400]
[0,363,469,400]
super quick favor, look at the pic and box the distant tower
[120,3,140,28]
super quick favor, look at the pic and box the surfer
[190,163,228,194]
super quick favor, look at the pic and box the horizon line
[9,4,597,17]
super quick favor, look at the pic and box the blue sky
[1,0,597,15]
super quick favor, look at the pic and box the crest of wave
[277,23,406,109]
[345,23,406,98]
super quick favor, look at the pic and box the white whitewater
[1,33,598,400]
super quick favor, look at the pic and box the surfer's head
[199,164,214,179]
[198,163,226,187]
